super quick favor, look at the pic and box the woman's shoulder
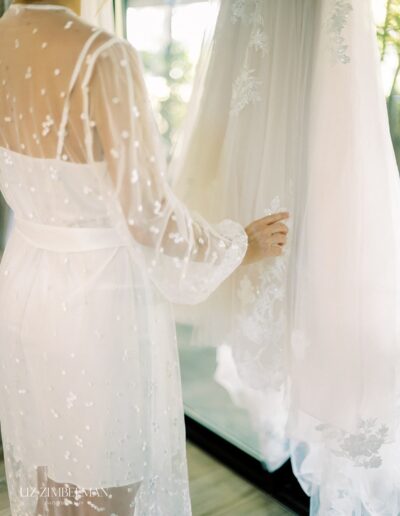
[85,26,135,59]
[69,15,135,61]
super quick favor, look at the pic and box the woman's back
[0,3,110,163]
[0,4,114,228]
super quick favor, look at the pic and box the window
[375,0,400,168]
[126,0,218,154]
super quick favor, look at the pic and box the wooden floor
[0,443,294,515]
[187,441,294,516]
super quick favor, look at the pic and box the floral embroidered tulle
[172,1,400,515]
[316,419,390,469]
[327,0,353,64]
[230,0,269,116]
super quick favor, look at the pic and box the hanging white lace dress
[172,0,400,514]
[171,0,315,472]
[288,1,400,514]
[0,4,248,515]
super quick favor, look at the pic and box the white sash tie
[14,218,126,253]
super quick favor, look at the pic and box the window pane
[375,0,400,169]
[126,2,218,152]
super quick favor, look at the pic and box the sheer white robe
[0,4,247,515]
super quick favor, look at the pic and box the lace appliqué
[249,28,269,56]
[327,0,353,64]
[227,195,291,391]
[316,418,389,468]
[230,68,262,117]
[230,0,269,116]
[231,0,247,24]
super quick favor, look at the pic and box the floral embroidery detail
[249,28,270,56]
[228,194,292,391]
[230,68,262,116]
[327,0,353,64]
[231,0,247,24]
[41,114,54,137]
[316,418,389,468]
[237,275,257,305]
[234,256,287,390]
[230,0,268,116]
[265,195,282,215]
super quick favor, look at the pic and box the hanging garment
[0,4,248,515]
[172,0,400,514]
[172,0,315,472]
[289,0,400,513]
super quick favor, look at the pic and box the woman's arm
[88,38,288,303]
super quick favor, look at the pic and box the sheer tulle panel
[288,0,400,514]
[289,0,400,433]
[170,0,315,472]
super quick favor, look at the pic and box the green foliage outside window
[141,41,193,156]
[377,0,400,168]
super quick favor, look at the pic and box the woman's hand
[242,212,289,265]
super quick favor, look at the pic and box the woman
[0,1,289,514]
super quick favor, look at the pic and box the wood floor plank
[186,441,295,516]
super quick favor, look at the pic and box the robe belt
[14,217,126,253]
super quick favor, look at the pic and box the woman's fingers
[265,212,290,225]
[246,212,289,237]
[269,233,287,245]
[243,212,290,264]
[269,222,288,235]
[256,232,287,246]
[269,244,283,257]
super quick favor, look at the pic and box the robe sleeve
[88,37,248,305]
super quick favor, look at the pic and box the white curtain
[171,0,400,513]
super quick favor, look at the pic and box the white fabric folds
[289,1,400,514]
[172,0,400,513]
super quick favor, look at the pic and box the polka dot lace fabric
[0,4,248,515]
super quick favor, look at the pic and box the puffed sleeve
[88,38,248,304]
